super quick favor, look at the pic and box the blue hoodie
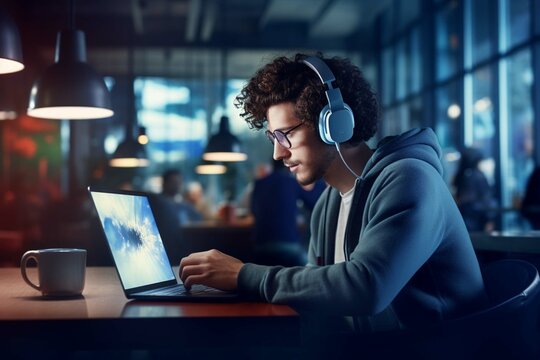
[238,128,487,331]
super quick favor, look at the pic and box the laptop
[89,187,238,302]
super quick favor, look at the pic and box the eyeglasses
[265,123,303,149]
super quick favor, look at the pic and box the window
[410,27,423,94]
[436,1,462,81]
[436,80,462,184]
[396,38,408,100]
[382,47,395,106]
[500,0,530,51]
[467,0,496,67]
[469,65,496,185]
[135,78,207,171]
[500,49,534,207]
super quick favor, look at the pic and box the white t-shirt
[334,184,356,263]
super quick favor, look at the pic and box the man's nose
[272,141,289,160]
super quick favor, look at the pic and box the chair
[340,259,540,360]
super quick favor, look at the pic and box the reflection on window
[500,49,534,208]
[436,1,462,81]
[436,80,462,184]
[500,0,530,51]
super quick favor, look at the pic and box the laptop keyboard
[142,284,221,296]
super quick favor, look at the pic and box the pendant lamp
[0,10,24,74]
[27,0,113,120]
[109,138,149,168]
[202,116,247,162]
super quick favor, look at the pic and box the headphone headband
[301,56,355,145]
[302,56,336,88]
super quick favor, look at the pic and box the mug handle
[20,250,40,291]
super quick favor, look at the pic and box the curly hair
[235,53,379,144]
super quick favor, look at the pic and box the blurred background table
[470,231,540,254]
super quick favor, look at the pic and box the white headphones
[302,56,355,145]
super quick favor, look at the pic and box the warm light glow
[27,106,114,120]
[474,97,492,112]
[109,157,150,168]
[195,164,227,175]
[137,134,149,145]
[447,104,461,119]
[0,110,17,120]
[202,152,247,162]
[0,58,24,74]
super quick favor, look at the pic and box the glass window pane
[410,27,423,93]
[136,77,207,172]
[382,47,395,106]
[500,0,530,50]
[381,107,401,136]
[436,1,462,81]
[501,49,534,208]
[396,38,408,100]
[470,66,496,185]
[435,80,462,184]
[381,98,424,137]
[469,0,495,65]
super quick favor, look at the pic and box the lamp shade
[27,30,113,120]
[0,10,23,74]
[109,138,149,168]
[202,116,247,162]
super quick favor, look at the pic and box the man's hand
[179,249,243,291]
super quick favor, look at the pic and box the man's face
[266,102,335,186]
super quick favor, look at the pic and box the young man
[179,54,487,333]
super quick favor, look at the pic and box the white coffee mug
[20,248,87,297]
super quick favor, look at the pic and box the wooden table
[470,231,540,254]
[0,267,300,358]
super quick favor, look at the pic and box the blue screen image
[91,192,175,289]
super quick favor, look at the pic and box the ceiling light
[202,116,247,162]
[27,1,113,120]
[0,10,24,74]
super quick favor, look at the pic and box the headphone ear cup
[318,104,334,145]
[318,103,355,145]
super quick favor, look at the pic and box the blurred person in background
[452,148,497,232]
[184,181,215,221]
[158,169,202,225]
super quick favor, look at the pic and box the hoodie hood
[361,128,443,180]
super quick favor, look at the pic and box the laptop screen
[90,190,176,290]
